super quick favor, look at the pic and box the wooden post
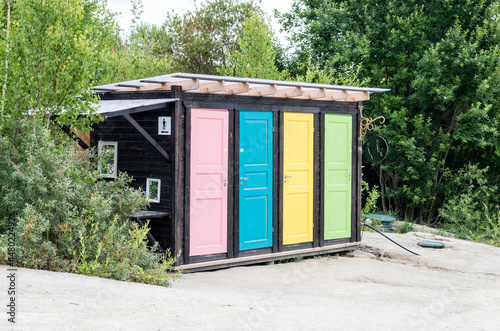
[171,86,184,265]
[313,112,320,247]
[356,102,363,242]
[319,112,325,247]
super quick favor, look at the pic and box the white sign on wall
[158,116,171,135]
[99,141,118,178]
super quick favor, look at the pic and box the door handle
[348,174,351,181]
[240,177,249,186]
[222,178,227,181]
[284,175,292,179]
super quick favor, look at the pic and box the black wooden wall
[93,88,363,266]
[91,104,175,252]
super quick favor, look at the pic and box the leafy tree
[0,0,118,131]
[161,0,260,74]
[0,0,178,285]
[280,0,500,224]
[221,11,282,79]
[97,23,174,85]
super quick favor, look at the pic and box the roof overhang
[93,73,390,102]
[94,98,178,118]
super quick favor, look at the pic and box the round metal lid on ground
[418,241,445,248]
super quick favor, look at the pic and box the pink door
[189,108,229,256]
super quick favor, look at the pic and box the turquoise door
[239,111,273,250]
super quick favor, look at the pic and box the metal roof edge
[96,98,178,118]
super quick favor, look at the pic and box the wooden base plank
[173,242,359,273]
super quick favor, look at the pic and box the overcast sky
[106,0,295,44]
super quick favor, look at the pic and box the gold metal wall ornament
[358,105,385,141]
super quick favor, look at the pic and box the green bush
[361,179,381,216]
[439,164,500,246]
[397,221,415,234]
[0,117,178,286]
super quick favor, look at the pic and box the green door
[324,114,352,240]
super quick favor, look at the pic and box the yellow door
[283,112,314,245]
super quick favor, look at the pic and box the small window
[99,141,118,178]
[146,178,161,203]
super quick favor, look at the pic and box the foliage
[160,0,260,74]
[439,164,500,246]
[397,221,415,234]
[292,58,367,86]
[220,11,282,79]
[96,24,174,85]
[280,0,500,224]
[361,179,380,216]
[0,117,178,285]
[0,0,118,131]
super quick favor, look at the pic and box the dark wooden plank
[136,211,170,219]
[281,241,314,251]
[183,106,192,264]
[323,237,352,246]
[123,113,171,161]
[171,86,184,265]
[233,110,240,257]
[313,113,320,248]
[227,108,235,259]
[319,112,325,247]
[273,111,280,253]
[187,252,229,264]
[280,106,320,113]
[236,246,273,258]
[97,90,174,100]
[177,242,359,272]
[355,102,363,242]
[278,112,284,252]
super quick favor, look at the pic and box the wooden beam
[123,114,171,161]
[171,86,184,267]
[117,82,166,92]
[223,82,249,94]
[275,86,303,98]
[322,90,348,101]
[60,125,89,149]
[348,91,370,101]
[190,80,225,93]
[246,84,277,96]
[302,88,326,99]
[115,82,145,88]
[174,242,360,272]
[118,79,199,92]
[177,78,199,91]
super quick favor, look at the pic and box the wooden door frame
[280,111,317,251]
[183,107,234,264]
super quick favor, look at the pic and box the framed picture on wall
[98,141,118,178]
[146,178,161,203]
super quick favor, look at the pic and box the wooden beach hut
[87,73,389,272]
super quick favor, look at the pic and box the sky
[106,0,296,44]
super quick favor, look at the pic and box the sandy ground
[2,230,500,331]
